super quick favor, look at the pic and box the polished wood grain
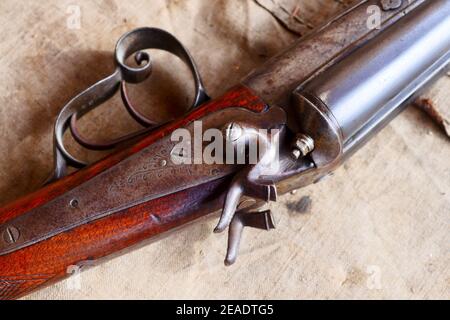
[0,85,267,299]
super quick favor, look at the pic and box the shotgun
[0,0,449,299]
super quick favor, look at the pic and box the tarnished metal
[2,227,20,244]
[219,0,450,264]
[293,0,450,159]
[214,119,284,233]
[291,92,344,167]
[262,0,450,205]
[381,0,403,11]
[49,27,210,182]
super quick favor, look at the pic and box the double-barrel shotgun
[0,0,449,299]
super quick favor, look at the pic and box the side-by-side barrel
[292,0,450,165]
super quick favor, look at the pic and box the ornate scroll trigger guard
[48,27,209,183]
[216,108,286,265]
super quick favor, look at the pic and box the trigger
[225,209,276,266]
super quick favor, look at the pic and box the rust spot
[341,267,367,287]
[414,98,450,138]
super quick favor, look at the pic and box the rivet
[3,226,20,244]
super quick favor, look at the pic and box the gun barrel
[295,0,450,156]
[243,0,426,111]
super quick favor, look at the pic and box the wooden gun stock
[0,85,266,299]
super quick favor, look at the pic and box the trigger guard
[49,27,209,182]
[116,27,210,110]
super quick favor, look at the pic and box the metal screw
[69,198,79,208]
[292,134,315,159]
[224,123,243,142]
[3,226,20,244]
[292,149,302,159]
[380,0,402,11]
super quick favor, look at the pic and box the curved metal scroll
[48,27,209,183]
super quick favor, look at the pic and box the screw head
[69,199,79,208]
[380,0,402,11]
[3,226,20,244]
